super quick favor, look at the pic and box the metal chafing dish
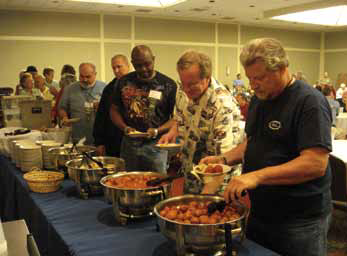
[48,145,96,174]
[66,156,125,199]
[154,194,248,256]
[100,172,172,225]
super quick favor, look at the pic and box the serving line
[0,155,279,256]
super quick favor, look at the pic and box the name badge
[149,90,162,100]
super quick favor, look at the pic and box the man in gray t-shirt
[59,62,106,145]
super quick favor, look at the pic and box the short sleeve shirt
[244,80,332,221]
[174,78,243,167]
[112,71,177,131]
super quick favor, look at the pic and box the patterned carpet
[328,207,347,256]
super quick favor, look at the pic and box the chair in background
[329,155,347,210]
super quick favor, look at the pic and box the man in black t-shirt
[201,38,332,256]
[110,45,177,172]
[93,54,130,157]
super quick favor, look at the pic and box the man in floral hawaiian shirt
[159,50,243,193]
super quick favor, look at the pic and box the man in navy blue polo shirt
[201,38,332,256]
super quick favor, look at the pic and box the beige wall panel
[287,51,320,85]
[135,17,215,43]
[104,43,132,82]
[241,25,320,49]
[325,52,347,86]
[218,47,238,88]
[104,15,131,39]
[325,31,347,49]
[0,41,101,89]
[145,44,215,82]
[218,24,238,44]
[0,10,99,37]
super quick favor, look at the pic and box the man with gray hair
[201,38,332,256]
[59,62,106,145]
[159,50,242,194]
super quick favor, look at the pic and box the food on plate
[104,174,164,189]
[195,164,224,174]
[159,200,240,224]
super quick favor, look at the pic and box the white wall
[0,10,323,89]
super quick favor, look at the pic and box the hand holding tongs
[207,190,247,215]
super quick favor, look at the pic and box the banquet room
[1,0,347,256]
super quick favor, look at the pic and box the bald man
[110,45,177,173]
[93,55,130,156]
[59,62,106,145]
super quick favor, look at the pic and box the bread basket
[23,168,64,193]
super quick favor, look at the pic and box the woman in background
[19,72,42,97]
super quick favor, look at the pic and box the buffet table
[0,155,279,256]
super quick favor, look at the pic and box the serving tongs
[207,190,247,215]
[146,173,184,187]
[69,141,78,153]
[82,152,108,175]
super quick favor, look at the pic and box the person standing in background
[51,65,77,124]
[34,74,55,104]
[233,73,245,88]
[59,62,106,145]
[235,92,249,121]
[323,86,340,127]
[93,54,130,156]
[19,72,42,97]
[43,67,59,97]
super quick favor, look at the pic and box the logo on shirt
[268,120,282,130]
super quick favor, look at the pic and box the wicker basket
[23,169,64,193]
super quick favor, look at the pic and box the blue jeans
[246,213,331,256]
[120,136,168,173]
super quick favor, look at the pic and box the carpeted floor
[328,207,347,256]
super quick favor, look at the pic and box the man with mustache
[59,62,106,145]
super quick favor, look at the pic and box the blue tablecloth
[0,155,279,256]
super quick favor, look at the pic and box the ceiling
[0,0,346,31]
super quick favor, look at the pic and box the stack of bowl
[13,140,35,168]
[39,141,62,169]
[19,144,42,172]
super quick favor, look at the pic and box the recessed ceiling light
[174,9,180,12]
[209,0,215,3]
[136,8,152,12]
[222,16,235,20]
[272,5,347,26]
[211,13,216,16]
[249,5,255,8]
[67,0,186,8]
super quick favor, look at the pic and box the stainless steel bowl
[48,145,96,171]
[153,194,248,255]
[66,156,125,198]
[100,172,172,221]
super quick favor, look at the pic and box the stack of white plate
[40,141,61,169]
[18,144,42,172]
[13,140,35,168]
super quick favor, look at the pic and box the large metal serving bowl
[65,156,125,194]
[153,194,248,255]
[100,172,172,219]
[48,145,96,171]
